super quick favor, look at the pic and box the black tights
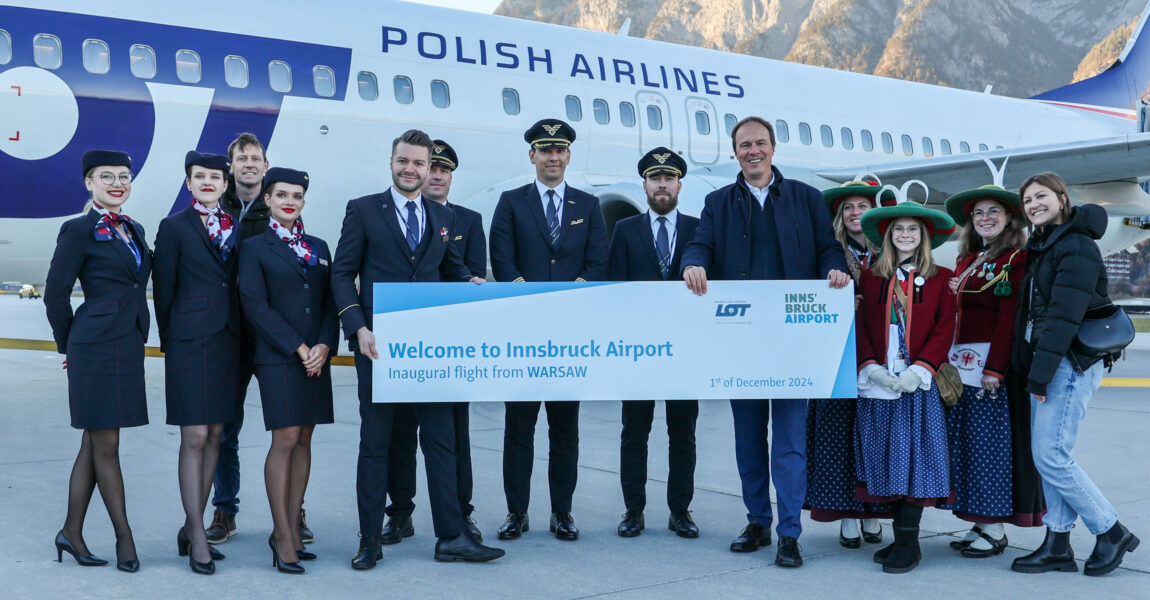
[179,424,225,563]
[62,429,136,562]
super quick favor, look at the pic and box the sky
[405,0,501,14]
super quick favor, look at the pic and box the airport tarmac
[1,295,1147,599]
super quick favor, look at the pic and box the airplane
[3,0,1150,286]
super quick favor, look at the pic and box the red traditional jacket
[856,265,956,375]
[952,249,1027,379]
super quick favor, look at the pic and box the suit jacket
[446,201,487,278]
[238,229,339,365]
[608,211,699,281]
[151,206,242,350]
[488,182,608,282]
[331,190,472,338]
[44,209,153,352]
[681,167,846,280]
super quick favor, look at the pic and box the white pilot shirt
[390,187,426,243]
[648,209,679,258]
[535,180,567,224]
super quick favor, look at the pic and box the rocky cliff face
[494,0,1145,97]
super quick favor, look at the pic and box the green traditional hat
[944,185,1023,226]
[860,201,956,249]
[823,180,886,215]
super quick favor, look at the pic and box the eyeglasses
[971,207,1003,220]
[94,172,133,186]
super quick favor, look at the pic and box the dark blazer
[331,190,472,338]
[446,201,487,278]
[238,229,338,365]
[152,206,242,351]
[489,182,608,282]
[608,211,699,281]
[681,167,846,280]
[45,209,152,352]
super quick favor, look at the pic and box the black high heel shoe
[55,530,108,566]
[115,537,140,573]
[177,527,226,560]
[269,534,305,574]
[296,547,317,561]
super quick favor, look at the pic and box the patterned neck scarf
[193,200,236,259]
[269,218,316,266]
[92,202,142,269]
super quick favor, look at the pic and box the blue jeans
[212,350,254,514]
[1030,358,1117,535]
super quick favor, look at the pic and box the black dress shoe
[618,511,644,538]
[961,531,1009,558]
[296,548,317,561]
[668,512,699,539]
[380,515,414,545]
[189,555,215,575]
[498,512,529,540]
[949,525,982,550]
[433,534,506,562]
[550,512,579,541]
[1084,522,1140,577]
[1011,529,1077,573]
[775,536,803,568]
[269,536,303,575]
[729,522,771,552]
[351,535,383,571]
[840,527,861,549]
[117,559,140,573]
[464,514,483,543]
[54,530,108,566]
[178,527,225,560]
[861,521,883,544]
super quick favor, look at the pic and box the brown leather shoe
[206,511,236,545]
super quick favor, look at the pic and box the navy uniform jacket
[608,212,699,282]
[681,167,846,280]
[45,209,153,352]
[331,190,472,338]
[446,201,487,278]
[489,183,608,282]
[238,229,338,365]
[151,206,242,352]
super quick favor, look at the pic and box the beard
[392,172,425,193]
[647,193,678,215]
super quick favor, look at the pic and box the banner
[372,280,857,402]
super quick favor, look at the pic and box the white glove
[892,369,923,393]
[868,368,899,390]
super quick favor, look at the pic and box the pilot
[152,151,241,575]
[383,139,487,545]
[607,148,701,539]
[488,118,609,542]
[45,150,152,573]
[681,116,849,568]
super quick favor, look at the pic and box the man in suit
[681,116,850,568]
[332,129,504,569]
[489,119,608,542]
[383,139,486,545]
[608,148,701,539]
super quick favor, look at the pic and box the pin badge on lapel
[570,218,584,225]
[440,227,449,242]
[319,258,329,267]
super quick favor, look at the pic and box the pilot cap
[524,119,576,148]
[430,139,459,171]
[638,147,687,179]
[184,151,231,176]
[82,150,131,177]
[263,167,310,191]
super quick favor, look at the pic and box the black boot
[881,526,921,574]
[1084,522,1140,577]
[1011,529,1077,573]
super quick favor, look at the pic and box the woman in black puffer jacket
[1010,172,1139,577]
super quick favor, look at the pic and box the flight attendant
[854,198,956,574]
[153,151,241,575]
[238,167,337,574]
[45,150,152,573]
[942,185,1042,558]
[805,181,888,548]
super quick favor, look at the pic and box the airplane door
[637,92,672,151]
[686,97,719,165]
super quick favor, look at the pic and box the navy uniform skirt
[255,362,334,430]
[67,329,148,430]
[164,329,240,426]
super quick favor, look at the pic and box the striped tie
[405,201,420,251]
[546,189,560,248]
[656,216,671,280]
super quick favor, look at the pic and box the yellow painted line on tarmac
[0,337,356,366]
[1101,378,1150,388]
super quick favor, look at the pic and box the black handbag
[1068,303,1135,371]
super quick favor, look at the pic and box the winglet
[617,18,632,37]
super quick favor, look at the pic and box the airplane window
[922,137,934,157]
[646,105,663,131]
[978,143,989,151]
[33,34,62,70]
[901,134,913,156]
[224,55,249,88]
[357,72,379,101]
[565,95,583,121]
[960,141,971,153]
[314,66,336,98]
[995,145,1004,150]
[841,127,854,150]
[502,88,520,115]
[798,122,812,146]
[0,30,10,65]
[861,129,873,152]
[431,79,450,108]
[695,111,711,135]
[940,139,952,155]
[881,132,894,154]
[393,75,413,104]
[176,49,201,84]
[129,44,156,79]
[82,39,110,74]
[775,120,790,143]
[620,102,636,127]
[593,99,609,124]
[820,125,833,148]
[269,61,292,93]
[725,114,737,136]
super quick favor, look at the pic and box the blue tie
[546,189,560,248]
[405,201,420,251]
[656,216,671,280]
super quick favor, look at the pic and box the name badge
[319,258,329,267]
[454,235,463,241]
[570,218,584,226]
